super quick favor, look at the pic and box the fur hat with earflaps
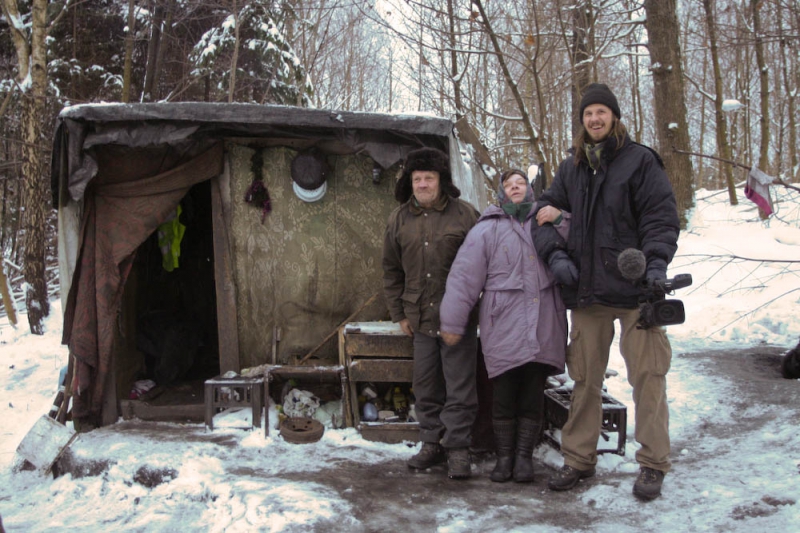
[394,147,461,203]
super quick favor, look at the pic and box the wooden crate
[340,322,418,442]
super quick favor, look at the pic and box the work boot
[547,465,596,491]
[407,442,445,470]
[513,418,541,483]
[446,447,471,479]
[490,419,516,482]
[633,467,665,501]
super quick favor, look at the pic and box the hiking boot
[447,447,471,479]
[490,419,515,483]
[407,442,445,470]
[547,465,595,491]
[633,467,665,501]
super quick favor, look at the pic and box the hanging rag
[157,204,186,271]
[744,166,774,216]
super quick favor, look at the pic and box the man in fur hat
[382,147,480,479]
[533,83,680,500]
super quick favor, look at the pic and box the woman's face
[503,174,528,204]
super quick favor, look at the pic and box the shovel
[16,415,78,474]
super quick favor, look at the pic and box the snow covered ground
[0,185,799,532]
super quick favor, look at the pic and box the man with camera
[532,83,680,501]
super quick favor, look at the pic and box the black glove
[645,259,667,290]
[548,250,579,287]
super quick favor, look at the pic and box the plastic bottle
[360,383,378,400]
[362,401,379,421]
[392,386,407,412]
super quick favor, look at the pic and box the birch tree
[0,0,66,334]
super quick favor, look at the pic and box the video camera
[638,274,692,329]
[617,249,692,329]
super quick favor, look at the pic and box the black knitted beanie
[579,83,621,119]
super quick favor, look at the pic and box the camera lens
[652,300,685,326]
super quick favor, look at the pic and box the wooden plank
[348,359,413,383]
[120,400,205,422]
[211,168,241,373]
[344,334,413,358]
[358,422,419,444]
[265,365,344,381]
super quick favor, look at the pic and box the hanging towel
[157,205,186,272]
[744,166,774,216]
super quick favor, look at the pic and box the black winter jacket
[532,135,680,309]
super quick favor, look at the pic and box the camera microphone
[617,248,647,282]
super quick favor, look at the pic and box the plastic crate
[543,387,627,455]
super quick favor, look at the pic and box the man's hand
[548,250,579,287]
[645,268,667,290]
[398,318,414,337]
[536,205,562,226]
[440,331,462,346]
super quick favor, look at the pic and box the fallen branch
[672,148,800,193]
[676,253,800,264]
[706,287,800,339]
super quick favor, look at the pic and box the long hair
[572,117,628,165]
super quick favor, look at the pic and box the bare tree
[778,1,797,179]
[701,0,738,205]
[0,0,55,334]
[472,0,548,178]
[142,2,166,101]
[122,0,137,103]
[569,0,595,137]
[643,0,695,226]
[752,0,770,176]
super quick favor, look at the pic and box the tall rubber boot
[513,417,541,483]
[490,418,516,483]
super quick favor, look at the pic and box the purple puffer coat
[440,204,568,379]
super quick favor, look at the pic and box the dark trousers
[491,362,548,422]
[412,329,478,448]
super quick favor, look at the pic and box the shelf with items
[262,365,347,437]
[339,322,419,443]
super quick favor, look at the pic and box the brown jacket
[382,195,479,336]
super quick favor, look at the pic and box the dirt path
[52,346,798,532]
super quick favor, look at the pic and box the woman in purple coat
[440,169,568,483]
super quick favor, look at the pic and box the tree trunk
[122,0,136,103]
[0,264,17,327]
[751,0,770,217]
[571,0,594,137]
[701,0,737,205]
[445,0,463,119]
[779,9,797,178]
[643,0,695,227]
[529,4,555,188]
[229,0,240,103]
[142,3,165,101]
[21,0,50,334]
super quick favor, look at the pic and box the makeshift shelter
[51,103,490,427]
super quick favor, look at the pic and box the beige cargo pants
[561,304,672,473]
